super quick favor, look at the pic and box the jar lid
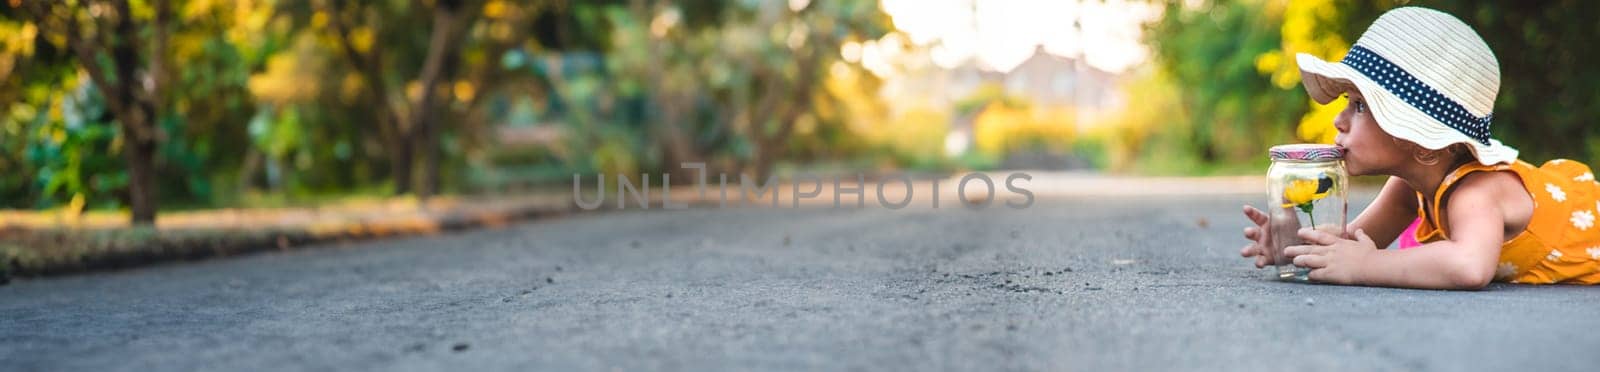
[1269,144,1345,161]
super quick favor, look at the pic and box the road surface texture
[4,184,1599,371]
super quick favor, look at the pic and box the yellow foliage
[0,21,38,57]
[972,104,1075,156]
[484,0,509,19]
[128,0,156,20]
[1253,52,1282,80]
[340,72,365,103]
[823,62,873,129]
[247,35,325,104]
[65,193,86,222]
[819,59,947,162]
[350,26,375,54]
[883,107,949,159]
[1082,68,1177,172]
[181,0,219,23]
[405,81,423,102]
[1257,0,1350,144]
[1298,95,1344,144]
[311,11,329,29]
[490,23,514,41]
[1258,0,1349,90]
[453,81,476,103]
[247,55,303,103]
[47,91,63,122]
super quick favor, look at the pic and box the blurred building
[889,45,1126,159]
[1003,45,1124,125]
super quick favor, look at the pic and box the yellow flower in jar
[1281,174,1334,212]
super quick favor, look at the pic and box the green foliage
[0,0,891,213]
[508,0,891,178]
[25,82,126,209]
[2,0,276,211]
[1144,0,1305,166]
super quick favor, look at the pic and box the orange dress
[1413,159,1600,284]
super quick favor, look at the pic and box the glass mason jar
[1265,144,1348,281]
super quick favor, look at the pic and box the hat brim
[1296,53,1517,166]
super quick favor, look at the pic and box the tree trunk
[416,118,440,199]
[124,133,159,224]
[108,0,162,225]
[390,136,415,195]
[743,54,817,182]
[409,1,472,200]
[654,92,704,181]
[26,0,171,225]
[748,147,775,183]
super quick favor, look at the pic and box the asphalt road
[4,192,1599,371]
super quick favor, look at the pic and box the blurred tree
[1096,67,1182,172]
[600,0,890,179]
[808,58,903,167]
[0,0,894,218]
[1144,0,1305,165]
[315,0,483,198]
[0,8,74,208]
[249,0,592,198]
[7,0,278,218]
[19,0,175,224]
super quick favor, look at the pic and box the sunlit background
[1,0,1597,227]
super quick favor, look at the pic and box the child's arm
[1286,173,1508,290]
[1346,176,1423,248]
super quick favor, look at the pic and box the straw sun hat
[1296,7,1517,165]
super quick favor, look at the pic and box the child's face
[1332,88,1411,176]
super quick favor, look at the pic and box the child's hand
[1238,205,1274,268]
[1284,228,1378,285]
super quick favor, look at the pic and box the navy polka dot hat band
[1295,7,1518,165]
[1341,46,1493,146]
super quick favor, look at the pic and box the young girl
[1238,7,1600,289]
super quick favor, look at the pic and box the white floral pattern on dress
[1571,210,1595,230]
[1588,247,1600,259]
[1496,262,1518,280]
[1577,172,1595,182]
[1547,183,1567,202]
[1547,249,1564,261]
